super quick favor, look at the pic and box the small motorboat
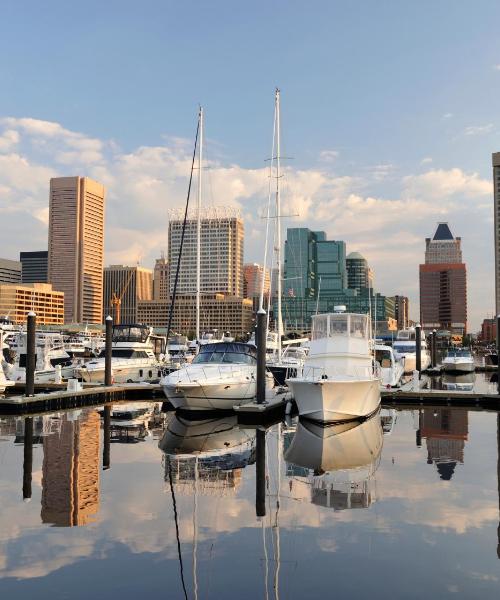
[441,348,475,374]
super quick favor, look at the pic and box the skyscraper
[493,152,500,314]
[168,207,244,297]
[419,223,467,334]
[346,252,370,291]
[48,177,105,323]
[20,250,48,283]
[103,265,153,323]
[0,258,22,284]
[243,263,270,310]
[153,255,169,301]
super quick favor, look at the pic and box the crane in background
[111,269,135,325]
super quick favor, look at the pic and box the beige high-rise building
[103,265,153,323]
[153,255,169,301]
[0,282,64,324]
[48,176,105,324]
[168,207,244,298]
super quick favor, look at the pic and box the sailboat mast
[275,89,283,356]
[196,107,203,342]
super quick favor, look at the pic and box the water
[1,400,500,598]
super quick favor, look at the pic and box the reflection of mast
[167,457,188,600]
[22,417,33,500]
[193,456,199,600]
[273,423,281,600]
[103,405,111,470]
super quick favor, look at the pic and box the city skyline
[1,2,499,329]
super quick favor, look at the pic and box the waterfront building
[41,411,100,526]
[243,263,270,311]
[346,252,370,291]
[480,318,497,343]
[0,283,64,324]
[20,250,48,283]
[0,258,22,284]
[493,153,500,314]
[48,176,105,324]
[390,295,409,330]
[153,255,169,301]
[419,223,467,335]
[137,294,253,336]
[168,207,244,298]
[103,265,152,323]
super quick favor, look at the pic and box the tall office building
[153,255,169,301]
[390,295,409,330]
[0,258,21,284]
[20,250,48,283]
[168,207,244,297]
[493,152,500,314]
[103,265,153,323]
[0,282,64,324]
[41,411,100,526]
[346,252,371,291]
[243,263,270,310]
[48,176,105,324]
[419,223,467,334]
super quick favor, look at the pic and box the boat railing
[297,363,381,381]
[174,364,253,383]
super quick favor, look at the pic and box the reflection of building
[41,411,100,526]
[312,480,373,510]
[166,456,246,496]
[420,408,468,480]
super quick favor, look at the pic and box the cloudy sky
[1,1,499,329]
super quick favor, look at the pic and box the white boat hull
[442,360,475,373]
[162,379,256,411]
[397,352,431,374]
[77,362,163,383]
[287,376,381,422]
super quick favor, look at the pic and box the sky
[1,0,500,330]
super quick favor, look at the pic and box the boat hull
[162,380,256,411]
[441,361,475,374]
[77,363,163,383]
[287,377,380,422]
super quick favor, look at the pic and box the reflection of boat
[380,408,397,435]
[284,412,383,510]
[287,311,380,422]
[107,402,159,443]
[441,372,475,391]
[161,342,262,411]
[442,348,475,374]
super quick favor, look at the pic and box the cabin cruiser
[0,335,14,393]
[75,324,167,383]
[441,348,475,373]
[375,344,405,388]
[248,330,280,362]
[161,342,266,411]
[4,331,74,383]
[286,310,380,422]
[284,412,383,510]
[392,327,431,374]
[167,334,193,367]
[267,344,309,386]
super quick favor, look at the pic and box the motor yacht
[75,324,167,383]
[441,348,475,373]
[286,310,381,422]
[392,327,431,374]
[267,344,309,386]
[161,341,265,411]
[4,331,74,383]
[375,344,405,388]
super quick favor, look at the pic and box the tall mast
[196,107,203,341]
[275,89,283,357]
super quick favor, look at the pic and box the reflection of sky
[0,406,500,598]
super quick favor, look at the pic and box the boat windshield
[98,349,150,359]
[193,342,257,365]
[375,349,392,363]
[112,325,150,343]
[447,349,472,357]
[393,343,415,354]
[312,314,368,341]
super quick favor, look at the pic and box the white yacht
[441,348,475,373]
[76,324,166,383]
[392,327,431,374]
[286,310,380,422]
[0,334,14,393]
[161,342,264,411]
[4,331,74,383]
[375,344,405,388]
[267,343,309,386]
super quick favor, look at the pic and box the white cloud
[463,123,494,136]
[442,113,453,119]
[0,129,19,152]
[319,150,339,163]
[403,168,491,200]
[493,64,500,71]
[421,157,433,165]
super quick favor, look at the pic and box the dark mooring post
[103,404,111,470]
[256,309,266,404]
[256,429,266,517]
[431,329,437,369]
[497,315,500,395]
[415,323,422,377]
[105,315,113,387]
[25,311,36,397]
[22,417,33,500]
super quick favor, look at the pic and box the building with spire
[419,223,467,335]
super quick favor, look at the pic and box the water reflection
[419,408,469,480]
[284,413,383,510]
[441,372,476,391]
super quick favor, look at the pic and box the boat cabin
[192,342,257,365]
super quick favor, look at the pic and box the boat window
[193,351,255,365]
[393,343,415,354]
[350,315,367,338]
[312,315,328,340]
[329,315,348,337]
[375,350,392,363]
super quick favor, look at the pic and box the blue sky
[1,1,499,328]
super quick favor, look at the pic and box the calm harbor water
[1,382,500,598]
